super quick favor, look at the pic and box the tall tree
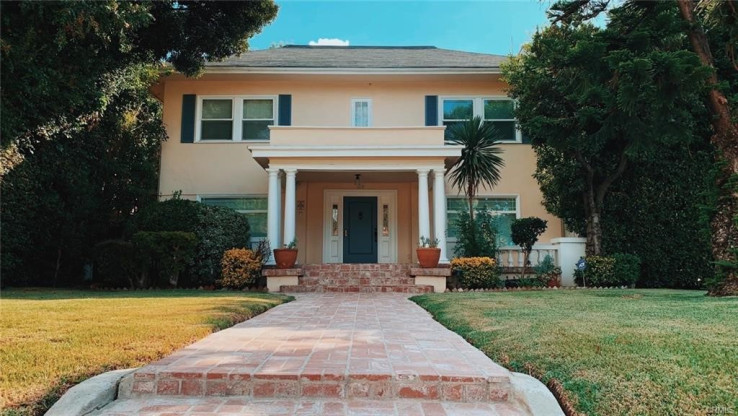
[447,116,505,222]
[504,2,709,255]
[545,0,737,295]
[0,1,278,162]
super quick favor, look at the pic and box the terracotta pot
[417,247,441,268]
[547,275,560,288]
[273,248,298,269]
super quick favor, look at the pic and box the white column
[283,168,297,247]
[432,167,448,263]
[266,167,282,264]
[417,168,431,245]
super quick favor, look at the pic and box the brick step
[122,370,510,403]
[299,277,417,286]
[279,285,434,294]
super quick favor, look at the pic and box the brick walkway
[97,294,532,415]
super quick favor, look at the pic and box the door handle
[344,229,348,237]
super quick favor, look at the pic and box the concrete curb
[511,372,566,416]
[45,368,137,416]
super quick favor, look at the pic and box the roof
[205,45,507,73]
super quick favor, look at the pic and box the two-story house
[153,45,585,288]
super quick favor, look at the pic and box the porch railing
[496,245,558,268]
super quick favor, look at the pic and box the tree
[503,2,709,255]
[1,66,165,286]
[447,116,505,223]
[546,0,737,293]
[511,217,548,279]
[0,1,278,160]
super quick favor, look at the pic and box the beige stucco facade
[156,71,564,263]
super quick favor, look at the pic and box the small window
[352,99,372,127]
[242,99,274,140]
[200,99,233,140]
[200,197,268,238]
[484,99,516,142]
[442,99,473,139]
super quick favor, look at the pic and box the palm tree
[447,116,505,222]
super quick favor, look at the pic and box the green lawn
[0,289,292,416]
[411,290,737,416]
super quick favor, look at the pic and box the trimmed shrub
[132,231,197,288]
[133,198,251,286]
[93,240,141,288]
[219,248,263,289]
[612,253,641,287]
[574,255,615,287]
[451,257,502,289]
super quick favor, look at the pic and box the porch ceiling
[297,170,419,183]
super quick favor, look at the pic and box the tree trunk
[677,0,738,296]
[584,183,603,256]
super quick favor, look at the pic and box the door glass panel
[382,204,389,236]
[331,204,339,236]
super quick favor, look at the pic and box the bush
[134,198,251,286]
[453,208,499,258]
[612,253,641,287]
[451,257,502,289]
[93,240,141,288]
[132,231,197,288]
[219,248,264,289]
[534,254,561,286]
[574,254,640,287]
[511,217,548,278]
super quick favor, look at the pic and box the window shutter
[425,95,438,126]
[278,94,292,126]
[180,94,196,143]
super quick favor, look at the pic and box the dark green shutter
[425,95,438,126]
[278,94,292,126]
[180,94,196,143]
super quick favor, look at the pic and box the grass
[411,289,738,416]
[0,288,292,416]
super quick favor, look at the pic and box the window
[242,99,274,140]
[200,197,268,239]
[440,97,519,142]
[200,99,233,141]
[197,96,276,142]
[351,99,372,127]
[447,197,518,246]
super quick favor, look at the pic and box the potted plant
[273,239,298,269]
[417,236,441,268]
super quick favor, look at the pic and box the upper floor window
[441,97,520,142]
[352,99,372,127]
[197,96,276,142]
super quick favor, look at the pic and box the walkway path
[96,293,544,415]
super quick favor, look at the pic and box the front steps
[278,263,434,294]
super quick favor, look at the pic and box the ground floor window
[447,196,518,246]
[199,197,268,241]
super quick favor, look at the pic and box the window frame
[446,194,521,247]
[195,95,278,143]
[439,96,522,143]
[351,98,373,127]
[196,195,269,245]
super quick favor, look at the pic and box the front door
[343,196,377,263]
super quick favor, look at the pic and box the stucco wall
[158,73,564,249]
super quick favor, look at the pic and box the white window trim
[195,95,278,143]
[438,96,522,143]
[350,98,373,127]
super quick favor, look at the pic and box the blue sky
[249,1,554,55]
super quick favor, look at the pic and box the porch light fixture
[354,174,364,189]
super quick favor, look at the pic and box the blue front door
[343,196,377,263]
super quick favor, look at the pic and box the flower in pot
[417,236,441,268]
[273,239,298,269]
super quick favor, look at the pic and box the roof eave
[201,66,501,75]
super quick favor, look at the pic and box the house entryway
[343,196,377,263]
